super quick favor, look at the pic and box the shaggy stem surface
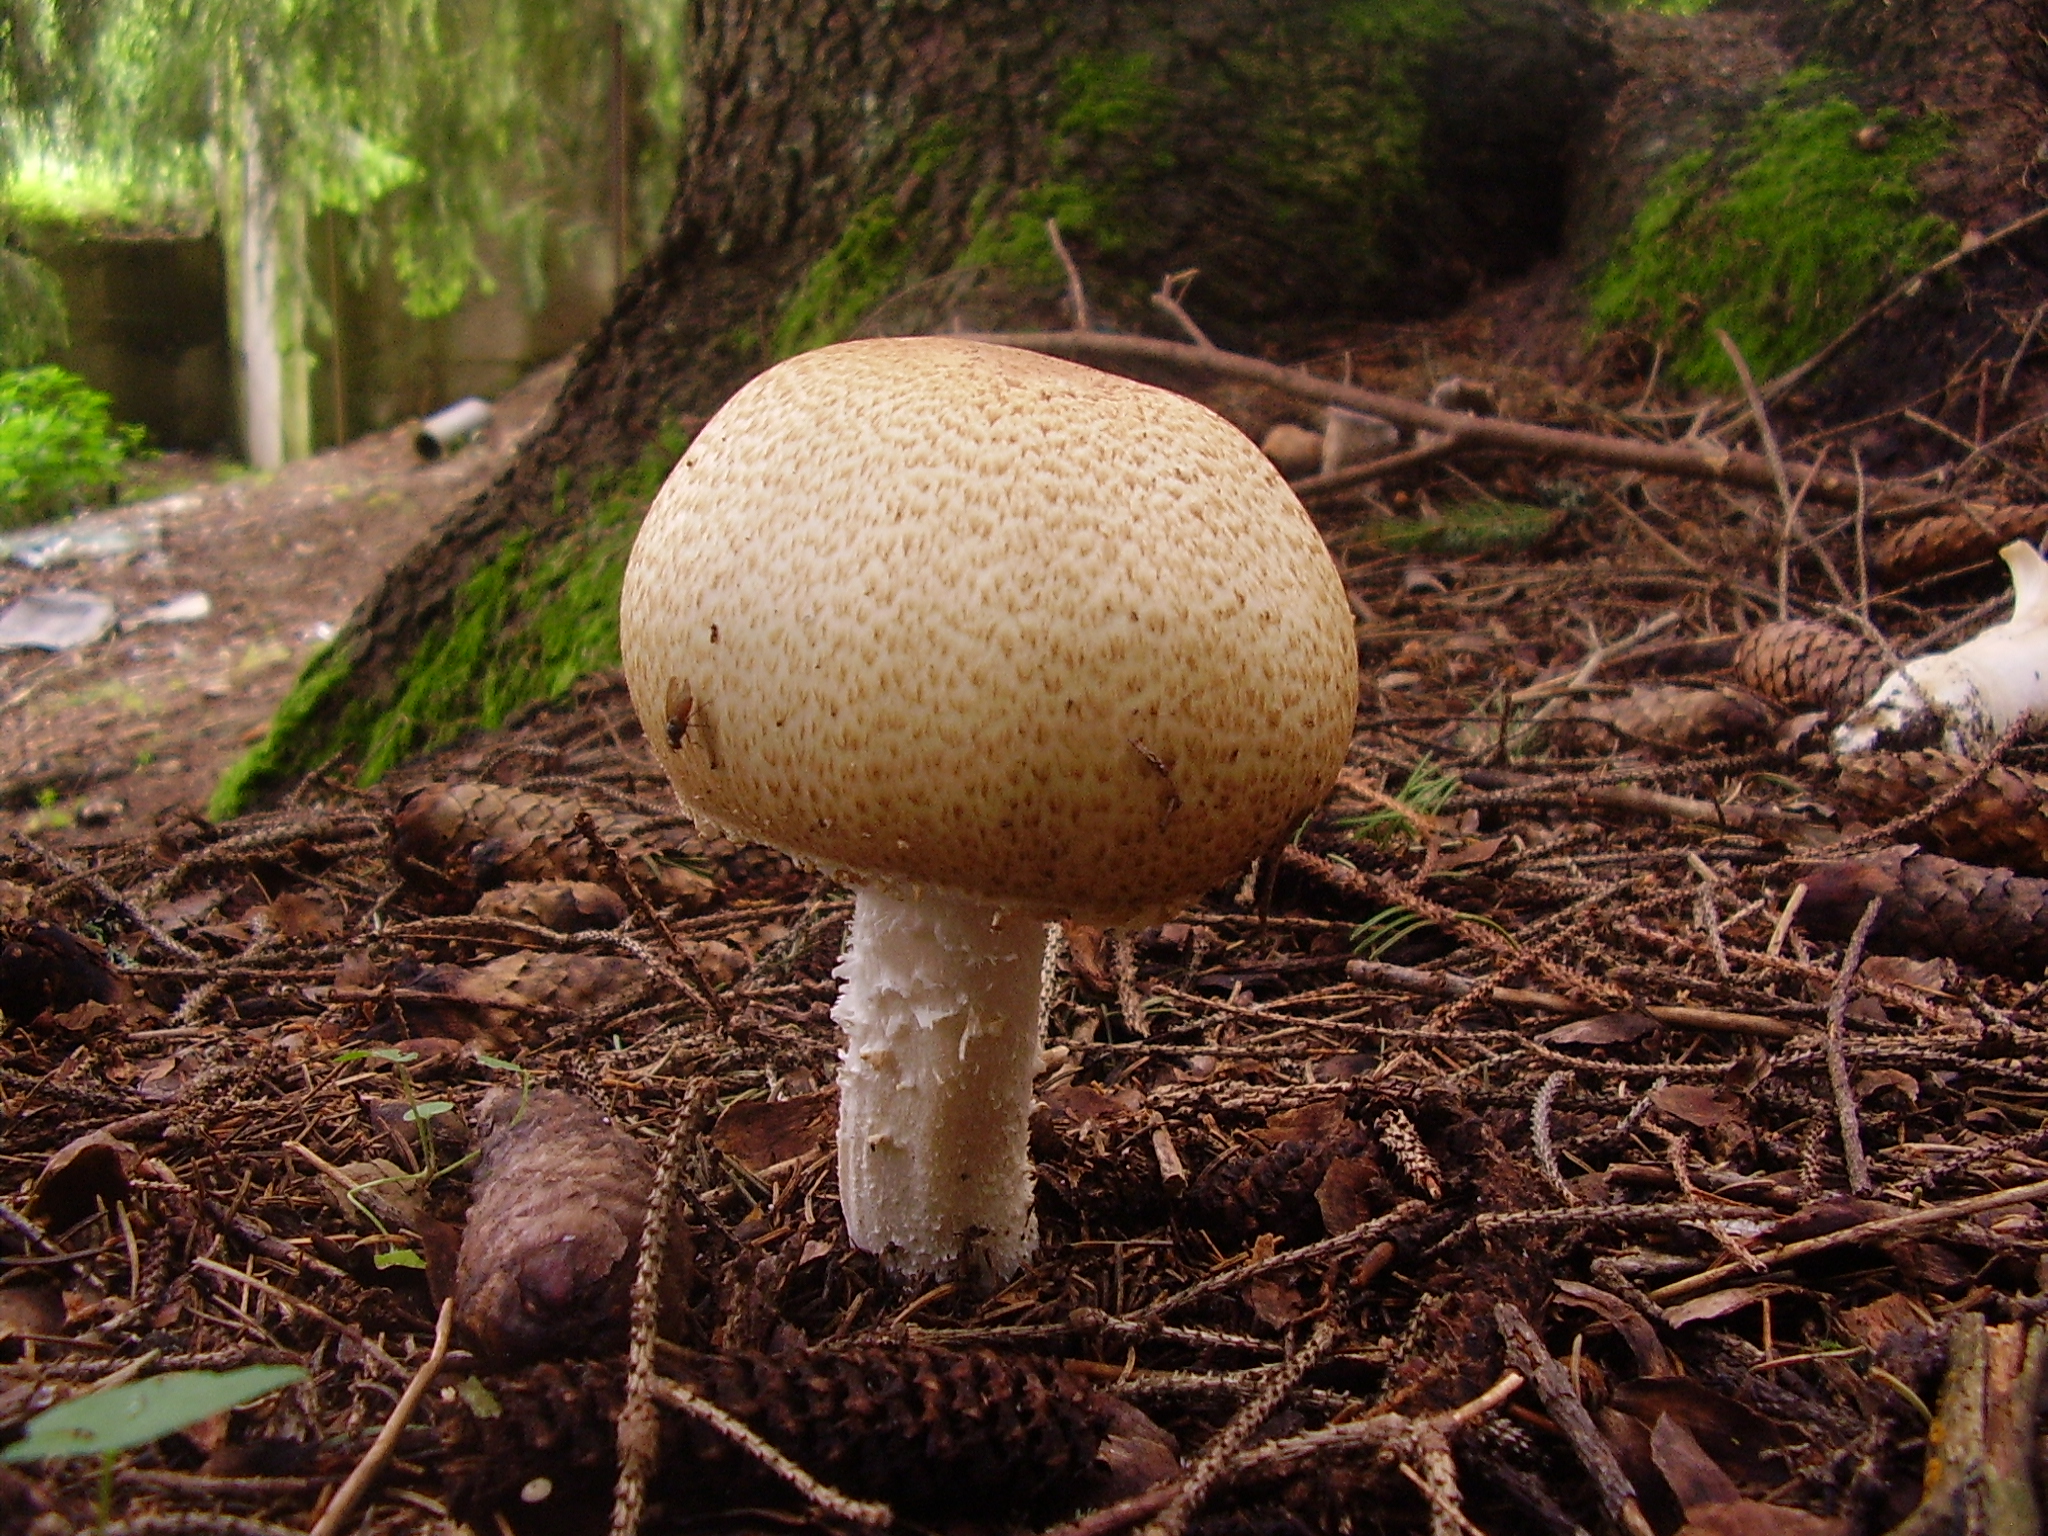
[832,886,1050,1280]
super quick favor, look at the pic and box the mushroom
[619,337,1358,1280]
[1833,540,2048,756]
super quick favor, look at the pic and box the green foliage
[1336,756,1461,846]
[1593,0,1714,12]
[212,428,688,818]
[1358,499,1561,555]
[1588,68,1955,390]
[2,1365,305,1463]
[0,365,145,528]
[0,246,66,368]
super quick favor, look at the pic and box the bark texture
[218,0,1614,812]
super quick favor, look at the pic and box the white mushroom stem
[831,885,1050,1280]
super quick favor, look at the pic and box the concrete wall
[30,216,616,456]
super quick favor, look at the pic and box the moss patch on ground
[209,428,689,819]
[1588,66,1955,391]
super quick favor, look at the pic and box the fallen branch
[308,1296,454,1536]
[1885,1312,2046,1536]
[1495,1302,1656,1536]
[1649,1176,2048,1303]
[1345,958,1806,1040]
[959,330,1923,510]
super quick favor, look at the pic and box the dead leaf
[1859,954,1955,994]
[1651,1083,1746,1129]
[1061,922,1113,992]
[1542,1011,1658,1046]
[1837,1293,1932,1352]
[1040,1083,1144,1130]
[1677,1503,1843,1536]
[1553,1280,1676,1376]
[1246,1277,1307,1328]
[1770,1197,1903,1243]
[259,891,340,940]
[711,1090,838,1172]
[1853,1068,1918,1103]
[0,1283,64,1345]
[1314,1156,1381,1236]
[1254,1099,1349,1147]
[1610,1379,1787,1491]
[28,1130,137,1231]
[1652,1412,1741,1512]
[1662,1283,1796,1330]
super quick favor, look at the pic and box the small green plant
[3,1366,305,1464]
[1336,757,1461,846]
[1349,905,1437,960]
[0,367,148,530]
[1358,499,1561,556]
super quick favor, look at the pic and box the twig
[648,1375,894,1526]
[1494,1303,1655,1536]
[1046,219,1091,332]
[1150,269,1213,349]
[2002,301,2048,401]
[1345,959,1804,1040]
[1137,1211,1415,1321]
[1823,898,1883,1196]
[1649,1176,2048,1303]
[1113,928,1149,1038]
[1757,200,2048,407]
[1715,331,1798,620]
[956,330,1923,509]
[574,812,729,1028]
[1886,1313,2046,1536]
[1140,1317,1343,1536]
[1291,438,1459,499]
[308,1296,454,1536]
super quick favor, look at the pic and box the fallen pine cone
[1831,752,2048,875]
[472,879,629,931]
[390,781,717,912]
[453,1087,686,1363]
[437,1343,1159,1521]
[1873,502,2047,582]
[1733,621,1886,719]
[1797,845,2048,974]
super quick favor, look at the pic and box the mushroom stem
[832,885,1050,1280]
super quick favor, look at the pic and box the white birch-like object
[1835,541,2048,756]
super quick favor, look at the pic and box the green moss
[772,196,918,358]
[956,50,1174,285]
[210,427,691,819]
[1588,68,1955,390]
[1358,499,1561,555]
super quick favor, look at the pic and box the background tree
[0,0,93,367]
[10,0,686,466]
[215,0,1617,814]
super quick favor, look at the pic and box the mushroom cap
[619,337,1358,925]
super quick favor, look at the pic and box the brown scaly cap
[620,337,1359,925]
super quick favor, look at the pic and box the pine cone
[1832,752,2048,875]
[1797,846,2048,974]
[1732,622,1886,718]
[389,781,716,911]
[1873,503,2048,582]
[437,1345,1111,1520]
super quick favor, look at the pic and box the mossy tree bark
[215,0,1613,816]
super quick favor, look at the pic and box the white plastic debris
[0,590,117,650]
[415,397,493,460]
[127,592,211,627]
[0,493,197,570]
[1834,540,2048,755]
[1321,407,1400,474]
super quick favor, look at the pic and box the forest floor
[12,8,2048,1532]
[5,282,2048,1536]
[0,356,572,844]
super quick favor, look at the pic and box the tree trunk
[227,64,312,472]
[213,0,1613,816]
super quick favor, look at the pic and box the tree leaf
[1,1364,306,1462]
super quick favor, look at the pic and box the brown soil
[0,357,572,843]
